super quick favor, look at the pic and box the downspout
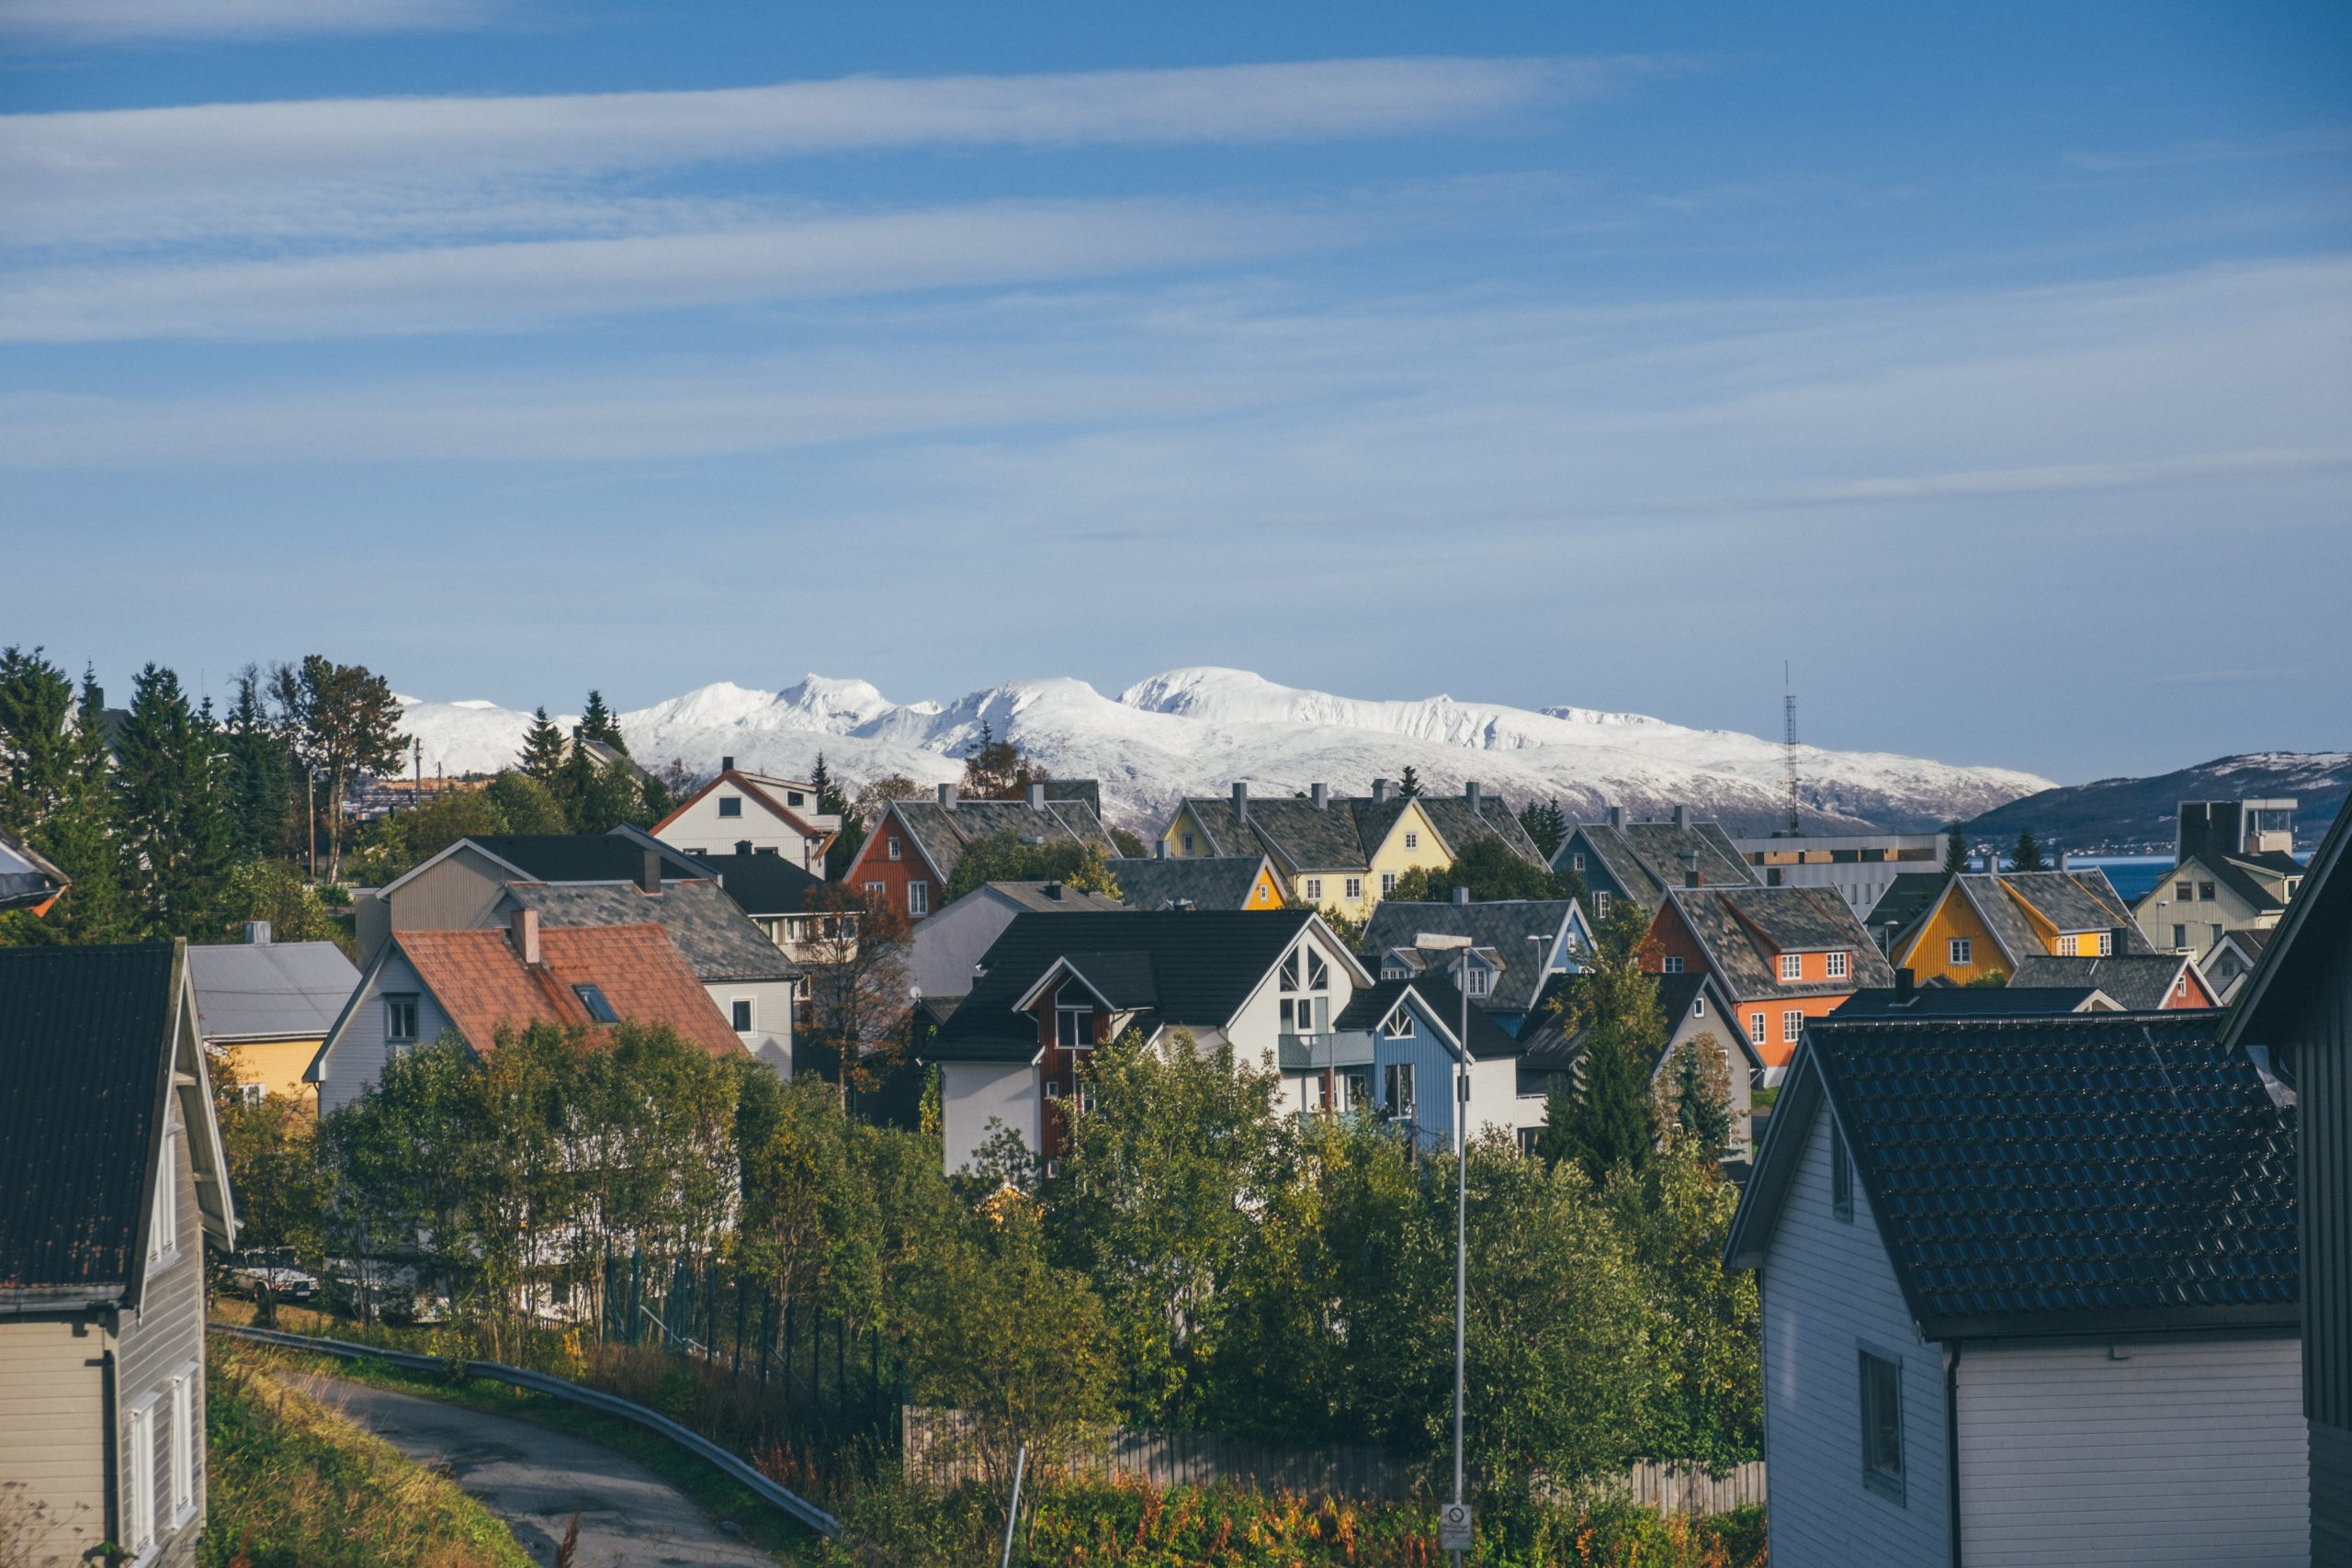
[1944,1340,1962,1568]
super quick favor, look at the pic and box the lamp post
[1449,948,1471,1564]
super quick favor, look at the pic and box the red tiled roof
[394,923,745,1058]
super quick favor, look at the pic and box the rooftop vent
[1373,778,1394,804]
[1673,806,1691,829]
[1465,781,1484,812]
[1026,782,1046,809]
[936,783,958,810]
[1231,781,1249,823]
[1607,806,1626,830]
[639,847,662,895]
[1310,783,1329,810]
[1453,886,1471,906]
[243,920,272,945]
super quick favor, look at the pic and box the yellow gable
[1895,882,2008,985]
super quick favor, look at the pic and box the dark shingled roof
[925,908,1318,1062]
[1108,856,1275,910]
[1831,985,2110,1020]
[502,879,799,982]
[888,798,1117,886]
[1516,968,1720,1071]
[1414,794,1548,865]
[1668,885,1894,999]
[2008,953,2199,1011]
[1361,899,1579,1014]
[2225,794,2351,1051]
[1864,871,1950,941]
[1994,869,2148,945]
[1332,974,1522,1061]
[1556,820,1758,909]
[1761,1011,2296,1338]
[0,943,178,1299]
[1180,795,1369,873]
[695,852,826,917]
[466,834,707,885]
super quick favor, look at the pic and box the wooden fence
[901,1407,1764,1515]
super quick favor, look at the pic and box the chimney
[1607,805,1626,830]
[638,847,662,895]
[1983,851,2001,874]
[243,919,272,945]
[2057,847,2071,872]
[1373,778,1393,804]
[1044,882,1064,902]
[1026,782,1046,809]
[2115,925,2134,955]
[1231,781,1249,823]
[1894,966,1915,999]
[1453,886,1471,906]
[1673,806,1691,829]
[735,839,752,855]
[1465,781,1484,812]
[936,783,958,810]
[511,907,541,966]
[1310,783,1329,810]
[1681,849,1703,888]
[721,755,734,773]
[1154,839,1166,859]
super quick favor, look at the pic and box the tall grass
[199,1339,532,1568]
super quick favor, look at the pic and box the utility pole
[1450,951,1471,1566]
[306,766,317,884]
[1782,661,1802,836]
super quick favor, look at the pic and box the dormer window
[1571,852,1585,873]
[1182,832,1196,855]
[718,796,742,818]
[574,985,619,1023]
[1465,965,1490,998]
[1826,951,1849,979]
[1663,955,1684,975]
[1383,963,1409,980]
[1779,953,1802,982]
[787,791,805,806]
[2096,931,2113,956]
[1057,1005,1092,1050]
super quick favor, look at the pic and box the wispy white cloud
[0,56,1629,248]
[2064,126,2352,175]
[0,0,493,44]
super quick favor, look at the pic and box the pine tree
[37,671,132,942]
[1559,1031,1659,1184]
[1517,796,1567,861]
[278,656,404,883]
[220,665,291,861]
[518,707,567,782]
[555,727,599,830]
[2012,827,2046,873]
[1532,898,1665,1182]
[1396,765,1422,799]
[0,652,130,943]
[1665,1039,1733,1155]
[1943,820,1970,874]
[581,690,628,754]
[113,664,232,936]
[0,645,75,837]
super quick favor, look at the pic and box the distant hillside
[1968,751,2351,853]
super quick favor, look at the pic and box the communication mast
[1782,662,1802,836]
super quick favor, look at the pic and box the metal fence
[901,1406,1764,1515]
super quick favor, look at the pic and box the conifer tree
[1531,899,1664,1182]
[0,651,131,942]
[2011,827,2047,873]
[581,689,628,753]
[1559,1031,1658,1184]
[1519,796,1567,861]
[0,644,75,837]
[555,728,599,829]
[37,670,132,942]
[1396,765,1422,799]
[113,664,232,935]
[277,655,404,883]
[220,665,291,861]
[518,707,567,782]
[1943,820,1970,874]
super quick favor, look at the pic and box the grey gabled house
[2224,795,2352,1566]
[0,942,238,1568]
[1724,1010,2305,1567]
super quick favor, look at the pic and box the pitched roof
[972,881,1128,915]
[924,908,1329,1062]
[461,833,708,886]
[1557,819,1758,908]
[884,797,1118,886]
[1667,885,1894,999]
[1331,974,1523,1062]
[1179,795,1369,873]
[391,924,745,1057]
[2008,953,2204,1010]
[1992,869,2145,942]
[1412,794,1548,865]
[0,829,67,913]
[2172,851,2292,915]
[1830,984,2113,1020]
[1360,898,1580,1013]
[695,852,826,917]
[187,939,361,1042]
[502,879,798,983]
[0,943,224,1303]
[2224,793,2352,1051]
[1864,871,1949,940]
[1516,968,1755,1074]
[1729,1012,2296,1339]
[650,768,836,842]
[1108,856,1277,910]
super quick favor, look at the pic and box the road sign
[1438,1502,1473,1551]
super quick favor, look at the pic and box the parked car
[224,1247,319,1302]
[322,1258,451,1325]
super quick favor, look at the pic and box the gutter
[1945,1340,1962,1568]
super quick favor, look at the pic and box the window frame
[148,1121,178,1267]
[384,992,420,1044]
[2198,881,2216,901]
[1182,832,1196,855]
[168,1362,197,1524]
[573,984,619,1023]
[730,998,754,1032]
[1464,964,1491,998]
[1380,871,1398,896]
[2097,931,2113,956]
[1778,953,1803,982]
[1747,1011,1766,1045]
[908,880,928,917]
[1404,831,1419,851]
[1782,1009,1804,1044]
[717,795,743,818]
[887,836,901,861]
[126,1396,158,1554]
[1691,996,1706,1018]
[1663,955,1684,975]
[1826,950,1849,979]
[1304,877,1322,902]
[1858,1346,1906,1504]
[1344,876,1363,901]
[1385,1061,1417,1117]
[1057,1004,1094,1051]
[1948,937,1973,966]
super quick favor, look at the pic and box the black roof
[1363,898,1579,1014]
[2007,953,2193,1010]
[925,908,1319,1062]
[1108,856,1272,910]
[695,851,826,916]
[0,943,178,1300]
[467,833,707,885]
[2226,795,2352,1050]
[1831,984,2109,1019]
[1334,975,1532,1062]
[1731,1011,2296,1339]
[1863,871,1949,937]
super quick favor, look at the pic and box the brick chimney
[1231,781,1249,823]
[638,847,662,895]
[1607,806,1626,830]
[721,755,734,773]
[1044,882,1065,901]
[510,907,540,966]
[1681,849,1702,888]
[936,783,958,810]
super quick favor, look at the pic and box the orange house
[1647,883,1893,1080]
[1894,870,2153,987]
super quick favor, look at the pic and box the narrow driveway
[299,1374,782,1568]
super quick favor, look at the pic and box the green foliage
[570,755,657,834]
[221,665,294,861]
[276,655,406,883]
[1396,765,1422,799]
[1962,968,2011,987]
[484,769,567,834]
[517,706,566,781]
[1943,820,1969,874]
[0,653,131,943]
[1110,826,1148,859]
[1517,797,1567,862]
[580,689,627,753]
[1534,899,1665,1183]
[960,719,1046,799]
[211,1056,333,1256]
[2012,826,2047,872]
[216,859,350,950]
[0,644,76,835]
[1656,1036,1734,1157]
[942,833,1122,903]
[113,663,233,936]
[1384,836,1577,905]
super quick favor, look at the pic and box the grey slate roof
[502,879,799,983]
[1830,985,2111,1020]
[2008,953,2199,1010]
[1360,898,1578,1014]
[889,798,1117,886]
[1331,974,1522,1062]
[466,833,707,885]
[1180,795,1369,873]
[694,852,824,917]
[1414,795,1548,865]
[981,881,1128,915]
[1740,1011,2296,1338]
[1555,819,1758,908]
[0,943,178,1299]
[1517,968,1730,1071]
[1863,871,1949,941]
[1668,885,1894,1000]
[1108,856,1275,910]
[187,940,361,1042]
[925,908,1318,1062]
[1995,869,2145,940]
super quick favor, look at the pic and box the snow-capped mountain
[396,667,2051,835]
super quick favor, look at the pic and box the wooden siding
[842,812,938,923]
[1895,883,2006,984]
[1757,1101,1949,1568]
[315,949,456,1115]
[1956,1335,2308,1566]
[2290,907,2352,1564]
[2314,1420,2352,1568]
[0,1314,109,1564]
[375,848,511,961]
[116,1086,208,1568]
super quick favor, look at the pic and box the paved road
[299,1374,780,1568]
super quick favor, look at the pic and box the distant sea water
[2069,856,2172,902]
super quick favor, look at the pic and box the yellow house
[1892,870,2152,986]
[188,927,361,1113]
[1105,852,1290,910]
[1159,780,1549,923]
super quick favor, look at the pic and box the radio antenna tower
[1782,662,1802,835]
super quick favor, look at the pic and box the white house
[1724,1010,2305,1567]
[650,759,841,876]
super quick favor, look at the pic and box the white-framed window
[1949,938,1973,966]
[236,1082,265,1107]
[1826,950,1849,979]
[1859,1348,1905,1503]
[168,1362,197,1522]
[1305,878,1322,901]
[2198,881,2216,901]
[1344,876,1363,901]
[2056,934,2077,956]
[2171,923,2188,950]
[1747,1011,1766,1045]
[1594,891,1611,917]
[1182,832,1196,855]
[2210,923,2224,946]
[1465,965,1491,998]
[1691,996,1706,1018]
[1381,872,1397,895]
[2097,931,2113,956]
[2176,881,2193,902]
[1281,996,1326,1033]
[863,880,885,898]
[2174,974,2188,1000]
[1663,955,1683,974]
[786,790,805,807]
[1783,1010,1804,1043]
[887,836,901,861]
[908,881,928,918]
[1405,831,1419,851]
[125,1396,157,1554]
[730,998,754,1032]
[1078,1079,1099,1114]
[149,1122,178,1266]
[1571,852,1585,872]
[1044,1081,1061,1100]
[1381,1009,1416,1040]
[1385,1062,1416,1116]
[718,795,742,818]
[1057,1005,1092,1050]
[385,993,419,1046]
[1779,953,1802,982]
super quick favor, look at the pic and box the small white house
[1724,1010,2306,1567]
[651,761,841,876]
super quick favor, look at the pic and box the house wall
[1223,927,1365,1077]
[1243,867,1286,909]
[1952,1333,2306,1566]
[114,1086,208,1568]
[369,847,514,964]
[910,895,1021,1000]
[2132,859,2276,960]
[844,809,941,921]
[658,784,823,872]
[2282,913,2352,1566]
[0,1313,109,1565]
[709,979,794,1077]
[314,950,456,1115]
[1158,803,1220,863]
[1897,885,2007,984]
[1553,832,1629,909]
[1363,802,1455,909]
[1758,1100,1949,1568]
[941,1062,1041,1175]
[221,1035,322,1109]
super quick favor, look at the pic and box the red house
[843,783,1118,923]
[1647,882,1893,1082]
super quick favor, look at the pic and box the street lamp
[1448,945,1472,1564]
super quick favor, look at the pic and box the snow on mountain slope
[396,667,2052,834]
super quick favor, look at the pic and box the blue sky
[1,0,2346,782]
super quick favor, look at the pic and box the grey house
[0,942,238,1568]
[908,879,1125,1005]
[353,826,708,964]
[2225,796,2352,1565]
[1725,1010,2305,1567]
[1551,806,1758,920]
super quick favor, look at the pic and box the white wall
[658,788,825,873]
[314,951,454,1115]
[1758,1100,1950,1568]
[942,1062,1041,1175]
[1957,1334,2308,1566]
[709,978,794,1077]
